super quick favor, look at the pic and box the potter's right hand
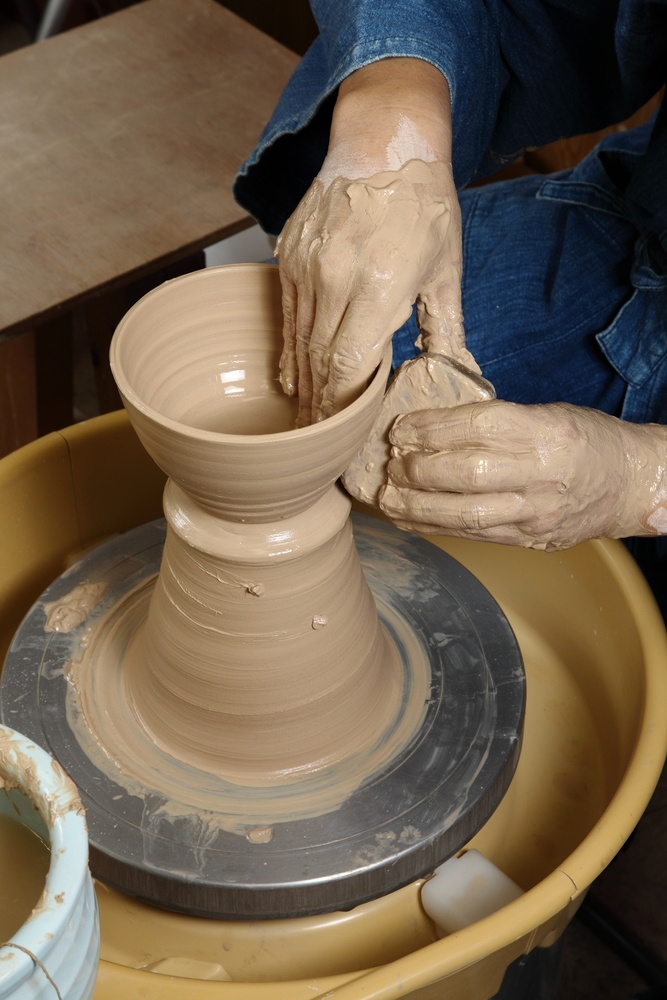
[275,58,475,425]
[380,400,667,550]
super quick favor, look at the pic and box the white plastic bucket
[0,726,99,999]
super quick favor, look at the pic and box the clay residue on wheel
[44,583,107,634]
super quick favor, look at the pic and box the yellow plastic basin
[1,411,666,1000]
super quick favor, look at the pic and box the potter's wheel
[1,514,524,919]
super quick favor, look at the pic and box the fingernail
[386,459,410,488]
[379,484,401,513]
[389,414,418,447]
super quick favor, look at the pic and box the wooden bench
[0,0,296,455]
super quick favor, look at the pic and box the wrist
[618,422,667,537]
[326,58,452,175]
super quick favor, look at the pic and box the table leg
[0,332,37,457]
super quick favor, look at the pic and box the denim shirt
[234,0,667,242]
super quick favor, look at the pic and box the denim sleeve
[234,0,667,235]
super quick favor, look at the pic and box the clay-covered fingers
[378,399,655,551]
[388,447,532,494]
[381,491,541,547]
[380,484,528,540]
[415,195,468,365]
[317,285,413,419]
[276,179,353,423]
[276,181,328,420]
[281,276,330,428]
[382,402,553,542]
[295,297,321,427]
[389,399,530,454]
[278,270,298,396]
[380,400,556,544]
[301,243,393,421]
[289,268,393,425]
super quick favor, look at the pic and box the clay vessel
[109,264,402,785]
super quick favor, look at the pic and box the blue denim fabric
[234,1,667,239]
[391,124,667,429]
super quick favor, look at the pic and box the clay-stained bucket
[0,726,99,1000]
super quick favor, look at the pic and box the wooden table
[0,0,297,455]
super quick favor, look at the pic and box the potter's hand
[276,58,474,425]
[380,400,667,551]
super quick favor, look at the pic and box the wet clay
[67,264,430,822]
[277,158,469,424]
[64,528,432,830]
[0,812,50,941]
[344,353,495,506]
[122,485,406,782]
[44,582,107,633]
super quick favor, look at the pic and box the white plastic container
[421,850,524,935]
[0,725,99,999]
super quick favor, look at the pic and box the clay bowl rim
[109,263,393,446]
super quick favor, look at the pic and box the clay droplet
[44,583,107,633]
[246,826,273,844]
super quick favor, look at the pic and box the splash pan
[1,515,524,919]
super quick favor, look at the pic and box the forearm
[319,58,452,185]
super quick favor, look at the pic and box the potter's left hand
[276,58,473,426]
[277,159,468,426]
[380,399,667,550]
